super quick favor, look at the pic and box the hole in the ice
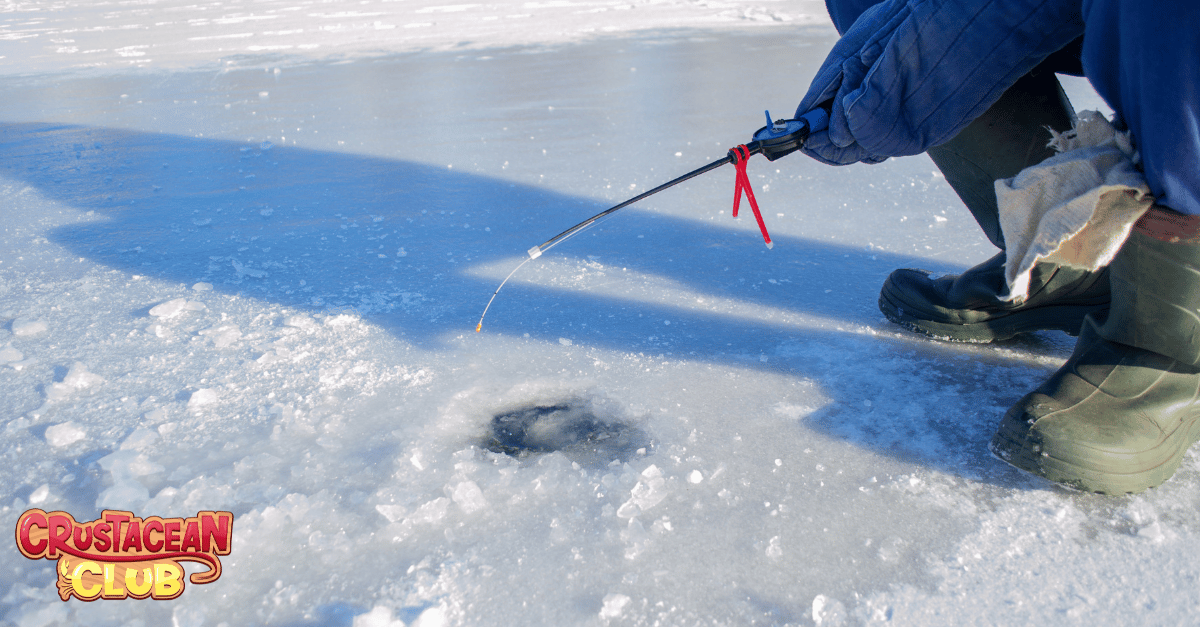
[485,398,648,467]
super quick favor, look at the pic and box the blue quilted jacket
[800,0,1200,215]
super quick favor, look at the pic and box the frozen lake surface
[0,3,1196,626]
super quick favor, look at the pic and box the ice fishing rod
[476,108,830,333]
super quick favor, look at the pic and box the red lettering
[103,511,130,553]
[17,510,48,558]
[72,523,93,551]
[180,521,201,553]
[121,521,143,553]
[46,513,74,560]
[142,519,164,553]
[164,521,181,552]
[200,512,233,554]
[93,521,112,552]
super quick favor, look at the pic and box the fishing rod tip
[765,241,774,250]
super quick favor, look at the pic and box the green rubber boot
[879,67,1111,342]
[879,254,1110,342]
[991,210,1200,494]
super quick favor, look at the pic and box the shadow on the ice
[6,121,1053,486]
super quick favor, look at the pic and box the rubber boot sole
[878,285,1105,343]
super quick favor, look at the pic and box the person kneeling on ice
[792,0,1200,494]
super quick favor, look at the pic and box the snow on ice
[0,0,1194,626]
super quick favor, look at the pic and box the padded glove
[796,0,1085,166]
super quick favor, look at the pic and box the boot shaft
[928,68,1076,249]
[1097,207,1200,365]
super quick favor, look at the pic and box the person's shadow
[5,120,1063,486]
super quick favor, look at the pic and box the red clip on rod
[730,144,772,248]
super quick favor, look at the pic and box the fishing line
[475,108,829,333]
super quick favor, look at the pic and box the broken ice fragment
[599,593,631,619]
[284,314,318,331]
[451,480,487,514]
[149,298,206,319]
[120,426,160,451]
[353,606,404,627]
[200,324,242,348]
[232,259,267,279]
[29,484,50,505]
[45,422,86,447]
[12,318,47,336]
[409,497,450,524]
[45,362,105,401]
[374,504,407,523]
[0,344,23,364]
[188,388,219,408]
[617,464,668,517]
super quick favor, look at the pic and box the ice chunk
[354,606,405,627]
[192,282,214,292]
[96,480,150,511]
[451,480,487,514]
[617,464,667,518]
[1139,522,1166,543]
[120,426,160,451]
[621,517,649,559]
[0,344,23,364]
[412,606,447,627]
[374,504,407,523]
[45,422,86,447]
[12,318,47,336]
[99,449,165,478]
[408,497,449,524]
[812,595,847,626]
[188,388,220,408]
[284,314,319,331]
[63,362,104,389]
[200,324,242,348]
[325,314,358,327]
[149,298,206,319]
[28,484,50,505]
[232,259,267,278]
[765,535,782,558]
[599,593,632,619]
[687,470,703,484]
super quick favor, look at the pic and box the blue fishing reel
[751,108,829,161]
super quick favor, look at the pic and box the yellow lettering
[102,563,128,599]
[152,562,183,599]
[125,566,154,597]
[70,561,102,600]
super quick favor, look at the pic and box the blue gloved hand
[796,0,907,166]
[796,0,1085,166]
